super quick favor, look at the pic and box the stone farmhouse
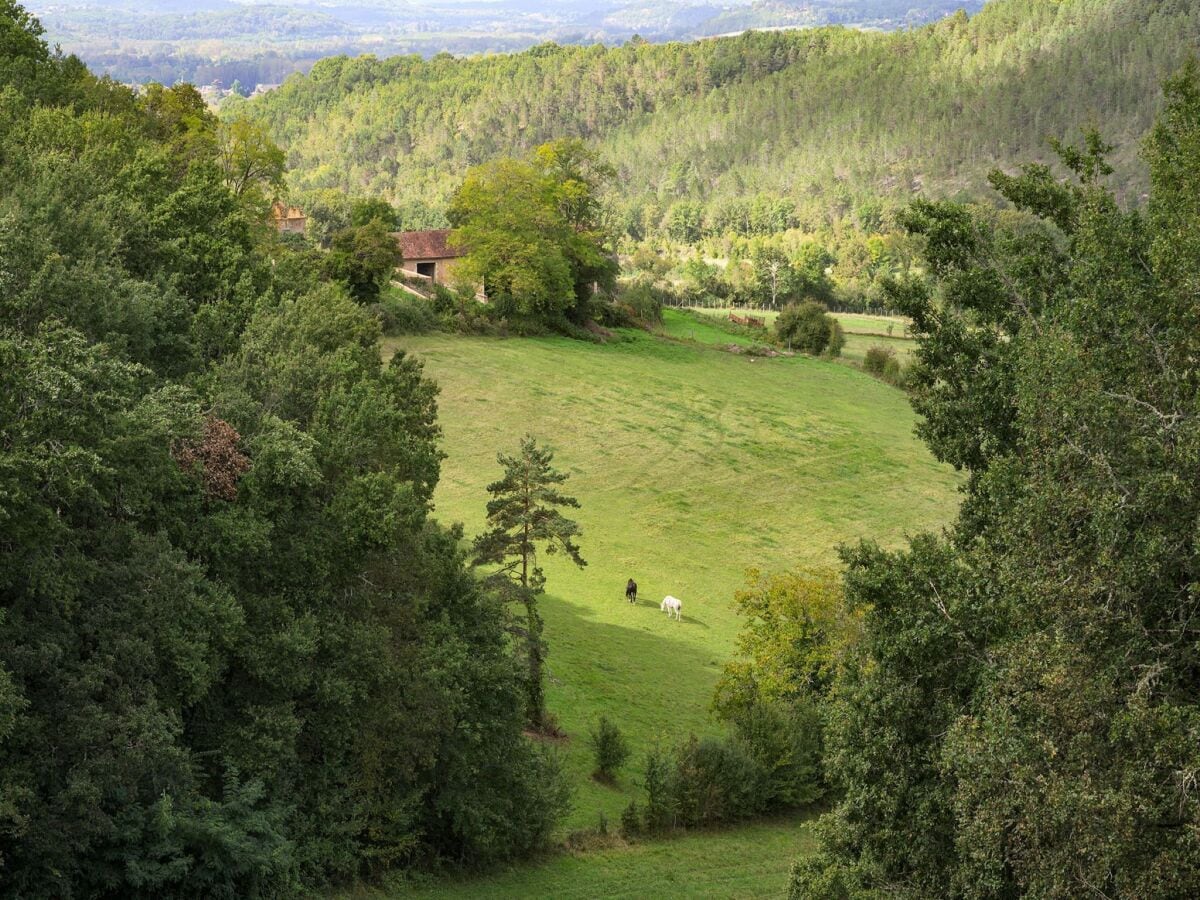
[394,229,463,285]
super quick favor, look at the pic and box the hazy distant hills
[236,0,1200,235]
[32,0,986,88]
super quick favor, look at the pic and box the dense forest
[785,64,1200,896]
[10,0,1200,893]
[240,0,1200,237]
[0,3,568,895]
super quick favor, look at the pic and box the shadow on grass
[539,592,727,751]
[614,596,711,629]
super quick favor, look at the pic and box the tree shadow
[539,592,726,742]
[622,596,711,629]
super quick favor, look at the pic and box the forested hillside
[0,4,566,894]
[37,0,984,89]
[240,0,1200,235]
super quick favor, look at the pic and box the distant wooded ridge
[34,0,987,89]
[233,0,1200,238]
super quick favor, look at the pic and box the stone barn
[271,202,306,235]
[395,229,463,285]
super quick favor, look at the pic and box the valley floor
[375,325,958,893]
[373,816,815,899]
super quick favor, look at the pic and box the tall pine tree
[474,436,585,729]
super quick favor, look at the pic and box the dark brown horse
[625,579,638,603]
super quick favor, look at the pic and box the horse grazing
[660,595,682,621]
[625,579,638,603]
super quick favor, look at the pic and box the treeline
[241,0,1200,238]
[0,4,567,895]
[716,67,1200,897]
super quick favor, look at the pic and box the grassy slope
[689,306,911,336]
[380,328,958,893]
[673,307,917,365]
[656,309,760,347]
[387,815,818,899]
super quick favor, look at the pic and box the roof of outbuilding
[394,228,462,260]
[270,201,305,220]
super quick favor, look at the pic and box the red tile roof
[394,228,462,260]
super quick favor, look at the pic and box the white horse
[660,595,682,621]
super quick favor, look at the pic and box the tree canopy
[243,0,1200,242]
[0,4,567,894]
[790,61,1200,899]
[448,139,616,328]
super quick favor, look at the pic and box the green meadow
[380,815,818,899]
[659,307,916,367]
[382,327,959,893]
[656,309,759,347]
[687,306,911,336]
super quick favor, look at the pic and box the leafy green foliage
[714,569,856,717]
[0,5,568,893]
[631,729,820,835]
[323,218,403,303]
[448,139,617,329]
[588,717,631,781]
[775,301,840,356]
[792,61,1200,899]
[217,116,285,202]
[351,196,400,229]
[862,344,894,376]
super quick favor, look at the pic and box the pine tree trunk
[519,488,545,728]
[524,591,545,729]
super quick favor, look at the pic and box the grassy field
[839,331,915,366]
[656,309,759,347]
[374,816,817,899]
[673,307,916,368]
[687,306,911,337]
[660,308,915,369]
[381,326,959,894]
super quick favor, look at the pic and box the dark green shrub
[882,356,905,386]
[430,282,464,314]
[634,715,823,835]
[863,344,907,386]
[374,291,440,334]
[617,280,666,324]
[450,742,572,865]
[826,320,845,357]
[588,716,631,780]
[641,746,678,832]
[730,701,825,808]
[775,300,836,355]
[863,344,895,375]
[620,800,641,837]
[672,735,765,826]
[559,319,607,343]
[598,301,637,328]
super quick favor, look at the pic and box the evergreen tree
[473,436,586,728]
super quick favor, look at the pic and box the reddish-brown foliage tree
[173,416,250,501]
